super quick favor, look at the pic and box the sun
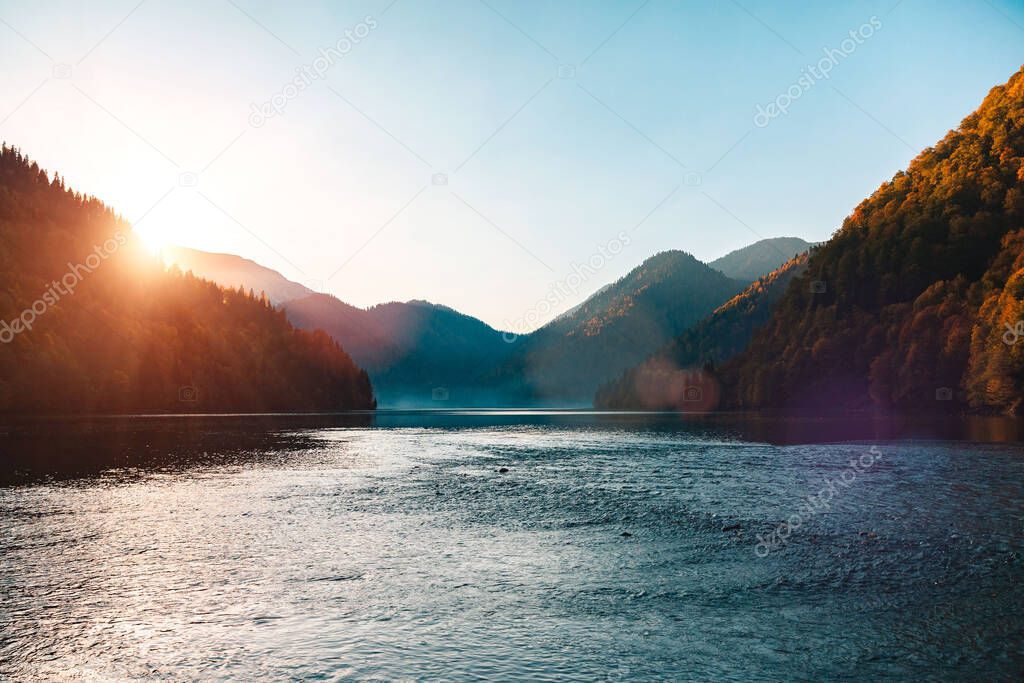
[134,222,170,256]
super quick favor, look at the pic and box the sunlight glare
[135,223,168,256]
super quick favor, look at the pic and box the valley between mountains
[163,238,811,407]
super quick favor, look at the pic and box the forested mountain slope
[0,146,374,413]
[595,252,809,409]
[491,250,746,403]
[721,67,1024,414]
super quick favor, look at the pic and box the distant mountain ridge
[163,245,516,405]
[163,246,313,305]
[284,295,514,406]
[165,237,805,407]
[489,250,747,404]
[595,252,811,409]
[709,237,814,281]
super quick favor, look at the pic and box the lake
[1,411,1023,680]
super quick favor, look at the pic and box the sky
[1,0,1022,332]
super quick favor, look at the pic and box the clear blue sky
[1,0,1022,330]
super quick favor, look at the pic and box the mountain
[162,245,313,305]
[162,240,805,408]
[708,237,814,281]
[0,146,374,413]
[491,250,747,404]
[160,245,515,406]
[720,66,1024,415]
[282,293,396,371]
[595,252,810,409]
[285,295,513,406]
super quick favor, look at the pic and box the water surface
[2,412,1022,680]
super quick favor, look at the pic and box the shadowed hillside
[285,295,514,406]
[595,252,810,409]
[491,250,746,404]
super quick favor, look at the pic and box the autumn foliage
[720,66,1024,414]
[0,146,375,414]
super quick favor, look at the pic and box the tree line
[0,145,375,414]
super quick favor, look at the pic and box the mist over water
[2,413,1023,680]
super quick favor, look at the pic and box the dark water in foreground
[1,411,1023,681]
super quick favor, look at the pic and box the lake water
[2,412,1023,680]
